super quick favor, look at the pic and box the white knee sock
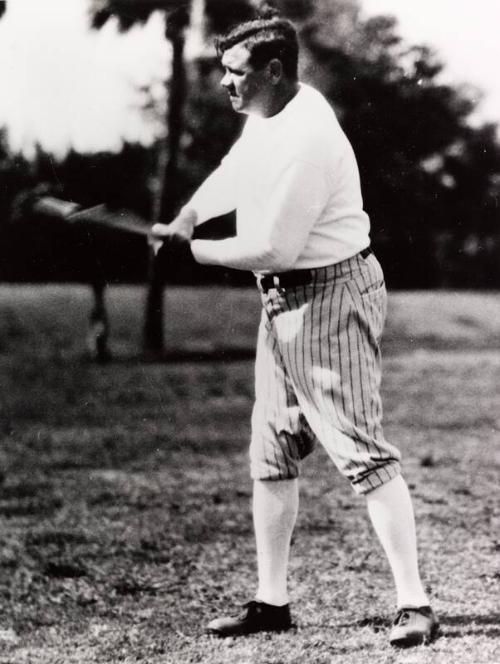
[253,478,298,606]
[366,474,429,608]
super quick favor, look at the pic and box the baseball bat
[32,196,152,237]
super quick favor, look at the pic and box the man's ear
[268,58,283,84]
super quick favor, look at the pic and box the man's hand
[150,208,197,255]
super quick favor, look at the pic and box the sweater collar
[251,83,306,129]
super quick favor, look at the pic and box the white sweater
[189,83,370,274]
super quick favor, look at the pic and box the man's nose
[221,72,231,89]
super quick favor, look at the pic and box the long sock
[253,478,298,606]
[366,474,429,608]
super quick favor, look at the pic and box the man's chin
[229,96,245,111]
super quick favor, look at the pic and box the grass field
[0,285,499,664]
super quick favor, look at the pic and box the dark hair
[215,14,299,81]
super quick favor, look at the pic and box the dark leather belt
[258,246,373,293]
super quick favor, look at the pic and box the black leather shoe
[389,606,440,647]
[206,600,293,637]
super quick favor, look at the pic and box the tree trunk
[143,8,188,356]
[87,278,111,363]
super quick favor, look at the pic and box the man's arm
[150,139,241,246]
[190,159,329,272]
[187,152,239,225]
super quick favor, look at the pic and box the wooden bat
[32,196,152,237]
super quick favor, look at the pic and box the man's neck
[261,81,300,119]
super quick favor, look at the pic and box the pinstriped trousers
[250,251,401,495]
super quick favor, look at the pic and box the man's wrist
[177,207,197,239]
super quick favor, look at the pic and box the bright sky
[0,0,169,157]
[0,0,499,157]
[361,0,500,125]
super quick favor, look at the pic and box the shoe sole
[390,623,440,648]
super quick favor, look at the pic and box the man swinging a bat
[151,12,439,648]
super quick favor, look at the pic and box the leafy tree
[90,0,195,353]
[0,131,32,280]
[436,123,500,287]
[2,0,497,293]
[89,0,258,354]
[297,12,500,286]
[5,144,152,283]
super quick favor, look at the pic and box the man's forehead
[221,43,252,69]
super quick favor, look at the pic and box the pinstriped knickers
[250,251,401,495]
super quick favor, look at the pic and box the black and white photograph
[0,1,499,662]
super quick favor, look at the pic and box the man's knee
[249,450,300,482]
[350,461,402,495]
[249,428,314,481]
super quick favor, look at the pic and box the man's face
[220,43,272,116]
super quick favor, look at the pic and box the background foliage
[0,0,499,288]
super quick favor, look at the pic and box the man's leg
[254,478,298,606]
[270,255,438,645]
[249,305,313,607]
[366,474,428,608]
[366,474,439,647]
[206,478,297,637]
[206,306,307,637]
